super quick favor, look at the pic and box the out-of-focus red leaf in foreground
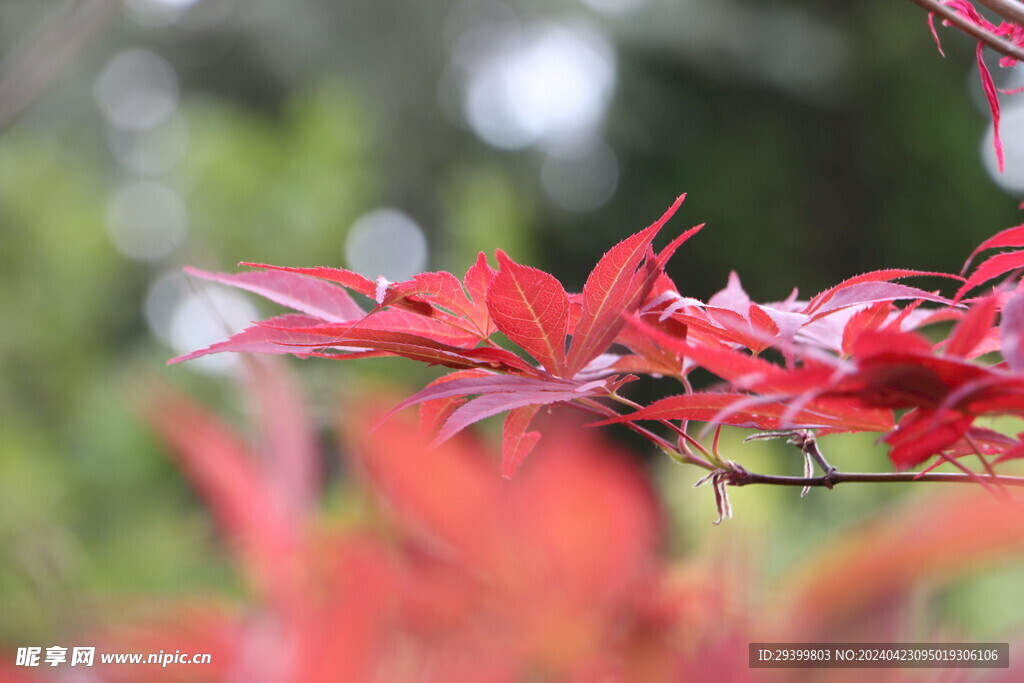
[42,366,1023,683]
[82,371,701,682]
[344,401,666,680]
[49,368,1024,683]
[779,489,1024,642]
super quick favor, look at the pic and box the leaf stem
[606,393,719,469]
[574,397,717,471]
[964,431,1003,482]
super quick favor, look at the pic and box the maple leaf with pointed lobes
[643,267,961,360]
[621,256,1024,471]
[567,194,697,375]
[379,371,629,477]
[171,194,1024,482]
[757,319,1024,470]
[172,196,705,476]
[955,222,1024,302]
[486,250,570,376]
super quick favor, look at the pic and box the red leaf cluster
[175,196,1024,475]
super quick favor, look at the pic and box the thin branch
[908,0,1024,61]
[724,468,1024,488]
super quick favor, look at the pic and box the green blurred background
[2,0,1024,655]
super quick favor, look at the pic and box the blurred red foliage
[11,360,1009,683]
